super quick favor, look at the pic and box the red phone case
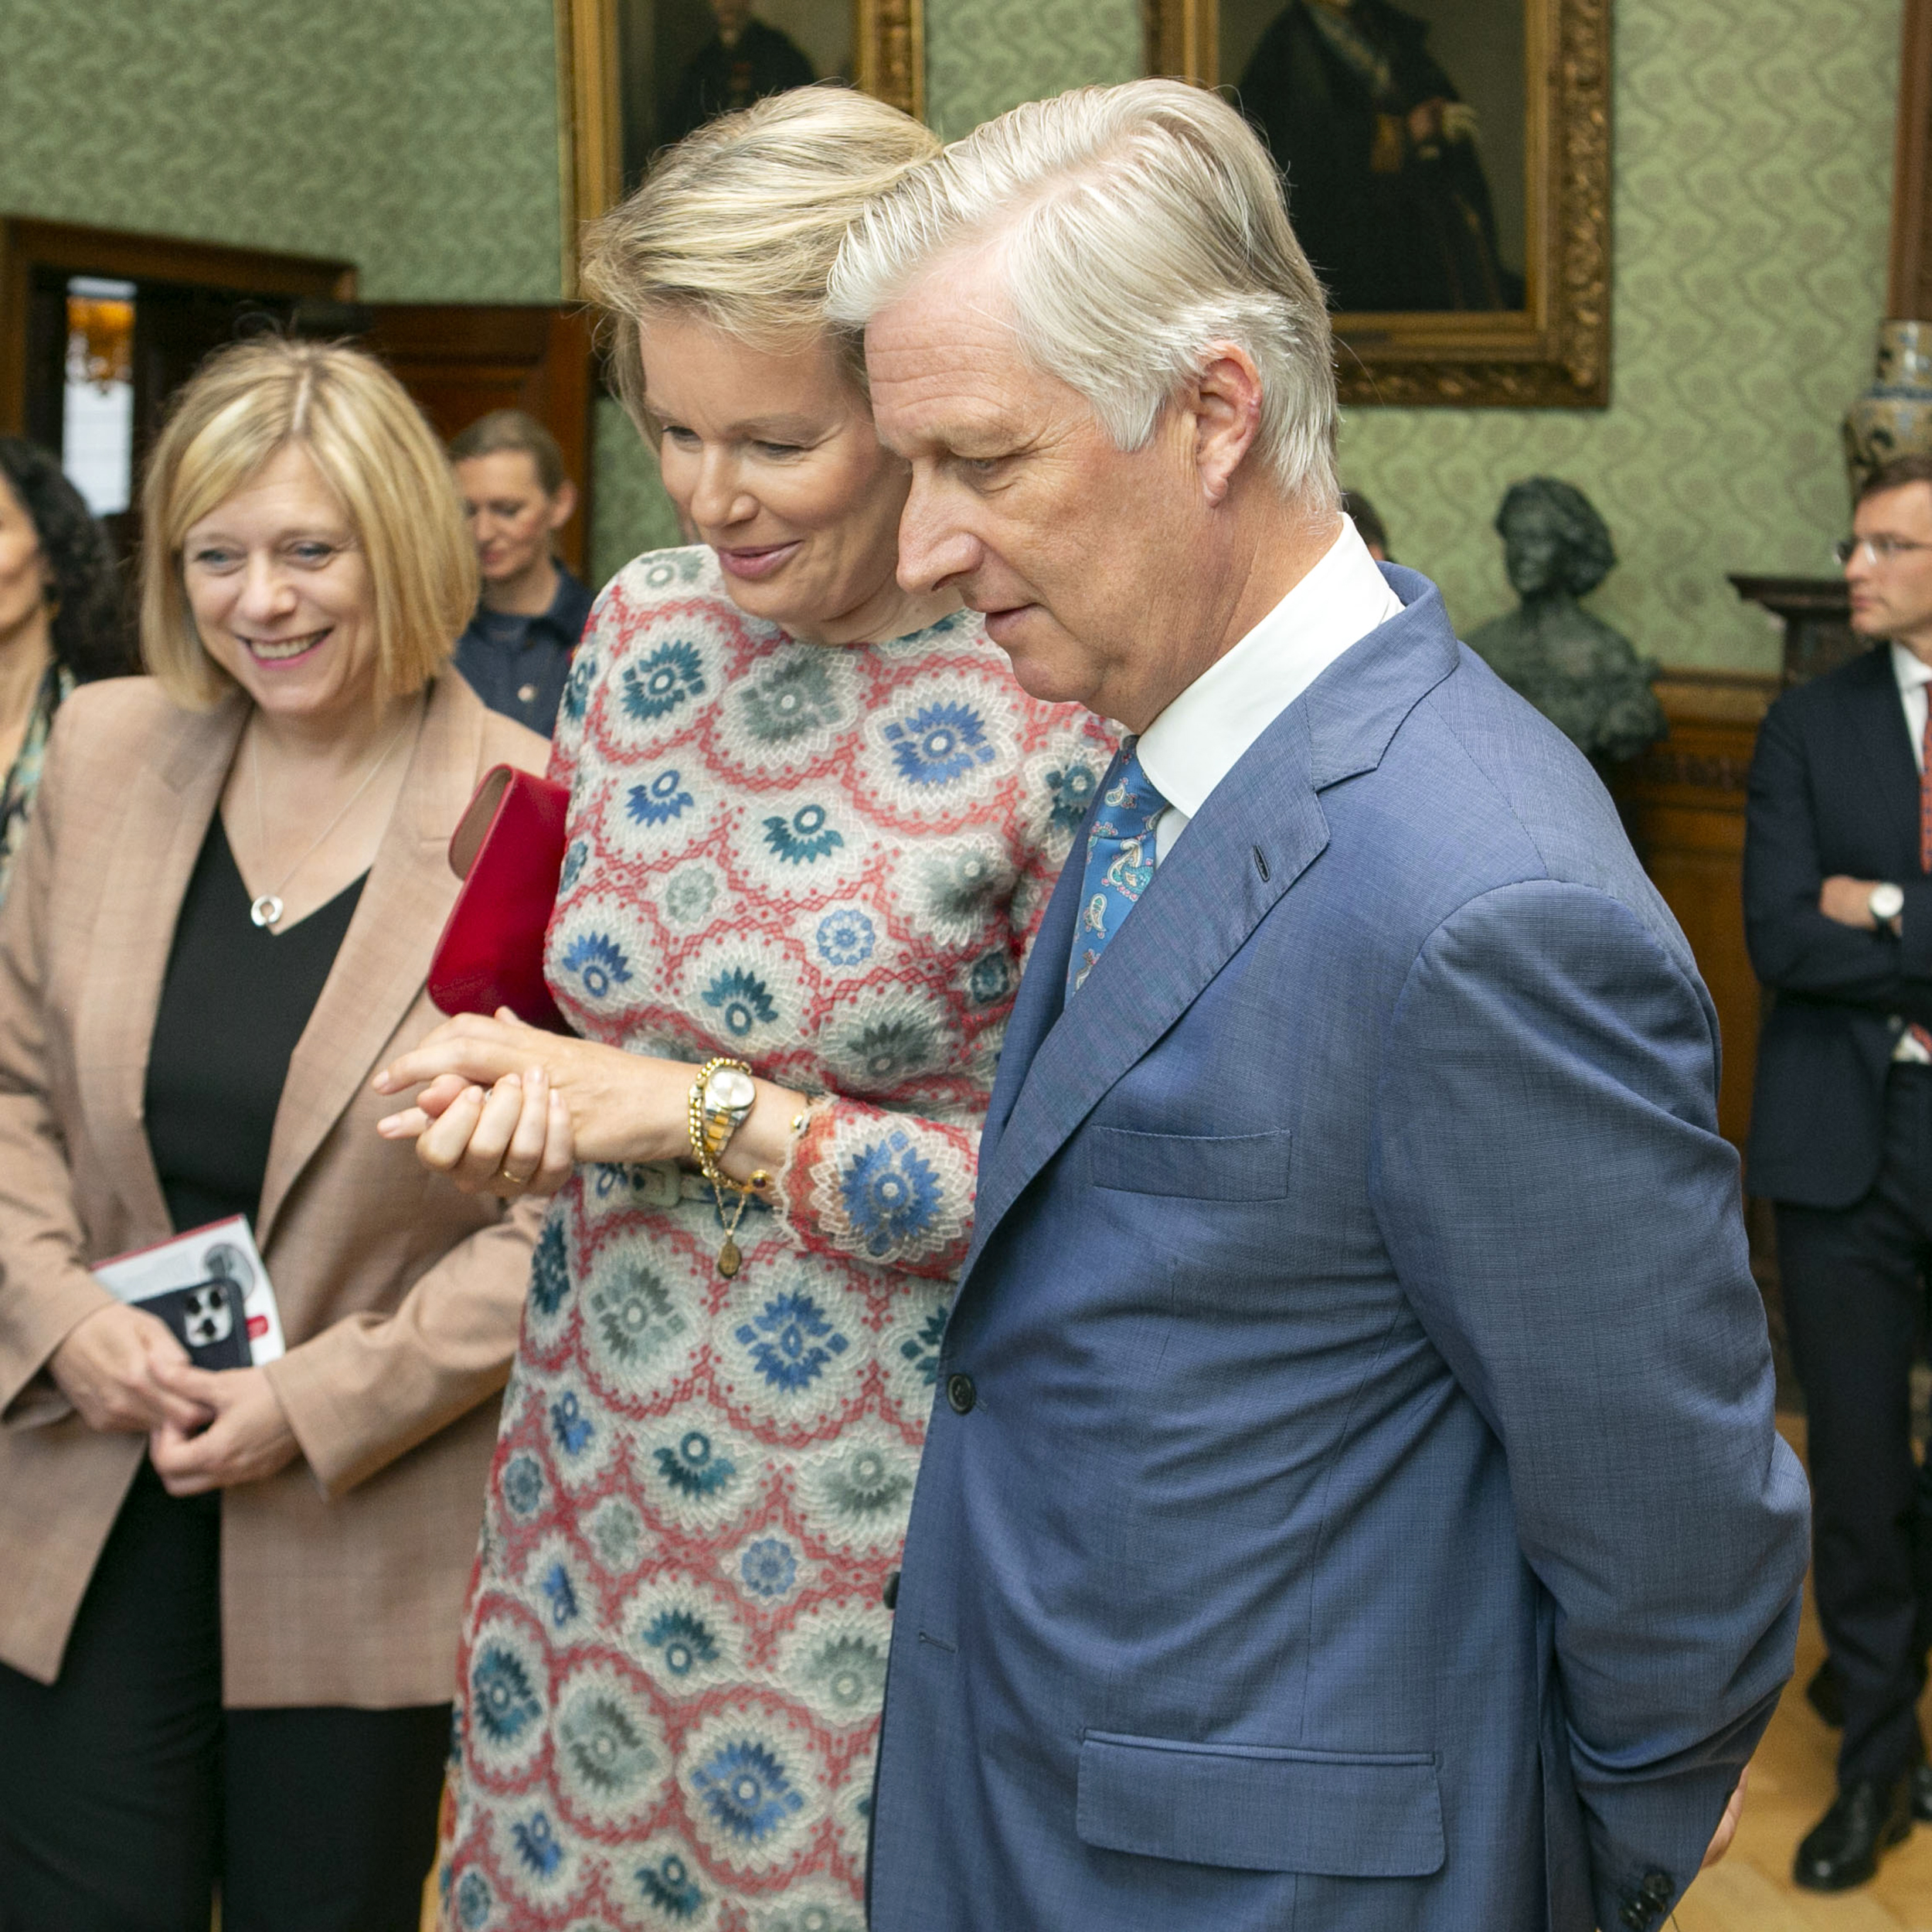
[427,764,573,1032]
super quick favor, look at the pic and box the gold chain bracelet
[688,1057,757,1276]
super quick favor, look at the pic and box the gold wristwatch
[689,1058,757,1276]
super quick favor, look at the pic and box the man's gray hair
[827,79,1338,502]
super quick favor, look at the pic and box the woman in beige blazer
[0,341,548,1932]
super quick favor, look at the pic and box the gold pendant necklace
[247,702,418,929]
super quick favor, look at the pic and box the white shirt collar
[1893,640,1932,696]
[1135,516,1405,821]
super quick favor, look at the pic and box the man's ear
[547,479,580,532]
[1189,344,1265,508]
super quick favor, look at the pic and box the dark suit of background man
[837,78,1808,1932]
[1746,451,1932,1891]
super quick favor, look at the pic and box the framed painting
[553,0,922,292]
[1151,0,1611,406]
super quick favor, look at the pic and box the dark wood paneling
[358,305,598,580]
[1611,672,1777,1153]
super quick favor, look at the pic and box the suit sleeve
[0,704,118,1423]
[1370,879,1808,1928]
[1743,691,1932,1016]
[262,1195,543,1497]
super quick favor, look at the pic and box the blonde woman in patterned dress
[373,90,1113,1932]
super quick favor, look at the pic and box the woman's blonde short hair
[581,85,940,430]
[140,338,478,708]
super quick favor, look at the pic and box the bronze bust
[1467,478,1665,766]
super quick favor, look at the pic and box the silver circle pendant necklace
[247,702,419,930]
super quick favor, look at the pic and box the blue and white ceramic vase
[1845,320,1932,501]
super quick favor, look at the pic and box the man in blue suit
[830,80,1808,1932]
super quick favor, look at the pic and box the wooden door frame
[0,217,355,437]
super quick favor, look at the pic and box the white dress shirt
[1893,641,1932,774]
[1887,644,1932,1060]
[1136,516,1405,865]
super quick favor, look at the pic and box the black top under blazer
[1744,642,1932,1206]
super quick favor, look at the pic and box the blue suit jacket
[868,573,1808,1932]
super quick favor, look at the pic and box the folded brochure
[92,1216,285,1371]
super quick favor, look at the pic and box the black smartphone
[141,1277,251,1372]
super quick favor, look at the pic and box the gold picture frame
[553,0,924,295]
[1150,0,1611,407]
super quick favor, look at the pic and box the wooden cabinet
[1610,672,1777,1153]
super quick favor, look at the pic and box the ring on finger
[498,1163,536,1185]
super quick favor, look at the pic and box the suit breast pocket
[1088,1126,1292,1201]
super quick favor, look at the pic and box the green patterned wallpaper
[1,0,1901,669]
[0,0,560,302]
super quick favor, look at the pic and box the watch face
[1873,883,1906,922]
[706,1067,757,1113]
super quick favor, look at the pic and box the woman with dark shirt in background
[0,436,128,900]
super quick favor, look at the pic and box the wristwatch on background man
[1870,882,1905,927]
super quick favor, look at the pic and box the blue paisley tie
[1066,740,1169,1000]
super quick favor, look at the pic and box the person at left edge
[0,338,549,1932]
[0,434,131,903]
[451,408,592,736]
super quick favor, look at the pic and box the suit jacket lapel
[961,583,1460,1287]
[255,677,480,1247]
[1845,645,1923,869]
[74,696,247,1242]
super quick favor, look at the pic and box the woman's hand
[372,1009,808,1190]
[48,1302,214,1435]
[374,1009,689,1173]
[146,1363,300,1495]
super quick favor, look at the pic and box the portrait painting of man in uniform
[1223,0,1527,315]
[1148,0,1609,407]
[615,0,857,185]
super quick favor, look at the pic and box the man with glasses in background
[1747,451,1932,1889]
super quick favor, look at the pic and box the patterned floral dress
[445,547,1112,1932]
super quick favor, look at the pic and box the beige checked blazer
[0,671,548,1705]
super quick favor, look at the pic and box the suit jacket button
[1617,1904,1650,1932]
[946,1372,976,1414]
[882,1569,900,1610]
[1639,1871,1672,1904]
[1891,1015,1906,1032]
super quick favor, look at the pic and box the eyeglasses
[1835,535,1932,566]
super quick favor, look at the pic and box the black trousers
[0,1461,448,1932]
[1779,1065,1932,1787]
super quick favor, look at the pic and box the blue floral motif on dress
[550,1391,593,1456]
[840,1131,941,1257]
[841,1018,935,1085]
[540,1562,579,1628]
[740,1538,798,1599]
[559,837,587,893]
[702,968,777,1036]
[529,1218,569,1316]
[1046,760,1100,832]
[739,654,842,744]
[762,802,844,865]
[560,653,596,724]
[620,641,705,723]
[968,950,1012,1005]
[735,1293,849,1390]
[454,1869,492,1929]
[471,1646,541,1743]
[628,767,693,825]
[884,701,997,787]
[501,1454,544,1519]
[692,1739,805,1842]
[654,1429,736,1498]
[898,1304,949,1385]
[637,1852,704,1917]
[815,908,876,967]
[560,931,632,999]
[512,1811,563,1876]
[663,864,716,927]
[643,1609,718,1675]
